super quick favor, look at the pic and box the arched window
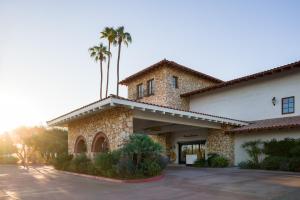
[74,136,87,153]
[91,133,109,153]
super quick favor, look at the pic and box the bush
[0,156,18,164]
[141,159,162,177]
[53,153,73,170]
[207,153,218,167]
[290,146,300,157]
[289,157,300,172]
[120,134,165,176]
[116,157,135,178]
[210,155,229,168]
[193,159,206,167]
[264,138,299,157]
[238,160,260,169]
[261,156,288,171]
[158,155,169,169]
[69,154,92,173]
[94,151,120,177]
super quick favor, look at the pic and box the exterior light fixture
[272,97,276,106]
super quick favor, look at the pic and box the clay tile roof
[181,60,300,97]
[228,115,300,133]
[119,59,223,85]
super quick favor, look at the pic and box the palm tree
[89,43,111,100]
[100,27,116,98]
[115,26,132,96]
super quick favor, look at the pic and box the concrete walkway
[0,165,300,200]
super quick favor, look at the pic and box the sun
[0,91,42,134]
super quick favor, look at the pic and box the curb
[58,170,165,183]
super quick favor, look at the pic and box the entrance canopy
[47,95,248,128]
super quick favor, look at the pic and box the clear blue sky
[0,0,300,133]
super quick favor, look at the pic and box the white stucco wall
[234,129,300,165]
[189,71,300,121]
[170,129,208,164]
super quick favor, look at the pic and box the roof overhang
[47,95,248,127]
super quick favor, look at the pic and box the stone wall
[126,64,216,110]
[206,128,234,165]
[68,107,133,155]
[150,133,172,149]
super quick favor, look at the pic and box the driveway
[0,165,300,200]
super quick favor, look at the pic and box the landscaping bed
[239,138,300,172]
[53,134,168,180]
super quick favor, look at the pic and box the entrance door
[178,141,206,164]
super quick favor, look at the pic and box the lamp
[272,97,276,106]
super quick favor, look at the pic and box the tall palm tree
[89,43,111,100]
[115,26,132,96]
[100,27,116,98]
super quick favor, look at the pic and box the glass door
[178,141,205,164]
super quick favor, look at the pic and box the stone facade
[125,64,216,110]
[206,127,235,165]
[68,107,133,155]
[150,133,172,151]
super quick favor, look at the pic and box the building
[47,59,300,165]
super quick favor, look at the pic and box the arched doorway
[91,132,109,153]
[74,136,87,153]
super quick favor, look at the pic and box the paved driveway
[0,165,300,200]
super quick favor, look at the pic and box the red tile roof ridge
[181,60,300,97]
[228,115,300,133]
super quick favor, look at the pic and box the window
[171,76,178,88]
[282,96,295,114]
[147,79,155,96]
[136,84,143,99]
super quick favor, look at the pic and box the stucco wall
[190,71,300,121]
[68,107,133,155]
[126,64,216,110]
[234,128,300,165]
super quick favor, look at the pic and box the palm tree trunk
[105,42,111,98]
[116,42,121,96]
[100,61,103,99]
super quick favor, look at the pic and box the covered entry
[132,107,238,164]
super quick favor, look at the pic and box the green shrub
[158,155,169,169]
[207,153,218,167]
[210,155,229,168]
[264,138,299,157]
[116,157,135,178]
[94,151,120,177]
[193,159,206,167]
[69,154,92,173]
[53,153,73,170]
[119,134,167,176]
[261,156,288,171]
[141,159,161,177]
[238,160,260,169]
[290,146,300,157]
[289,157,300,172]
[0,156,18,164]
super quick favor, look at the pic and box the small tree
[242,140,263,165]
[122,133,163,169]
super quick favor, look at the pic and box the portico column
[206,125,234,165]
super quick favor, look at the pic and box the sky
[0,0,300,133]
